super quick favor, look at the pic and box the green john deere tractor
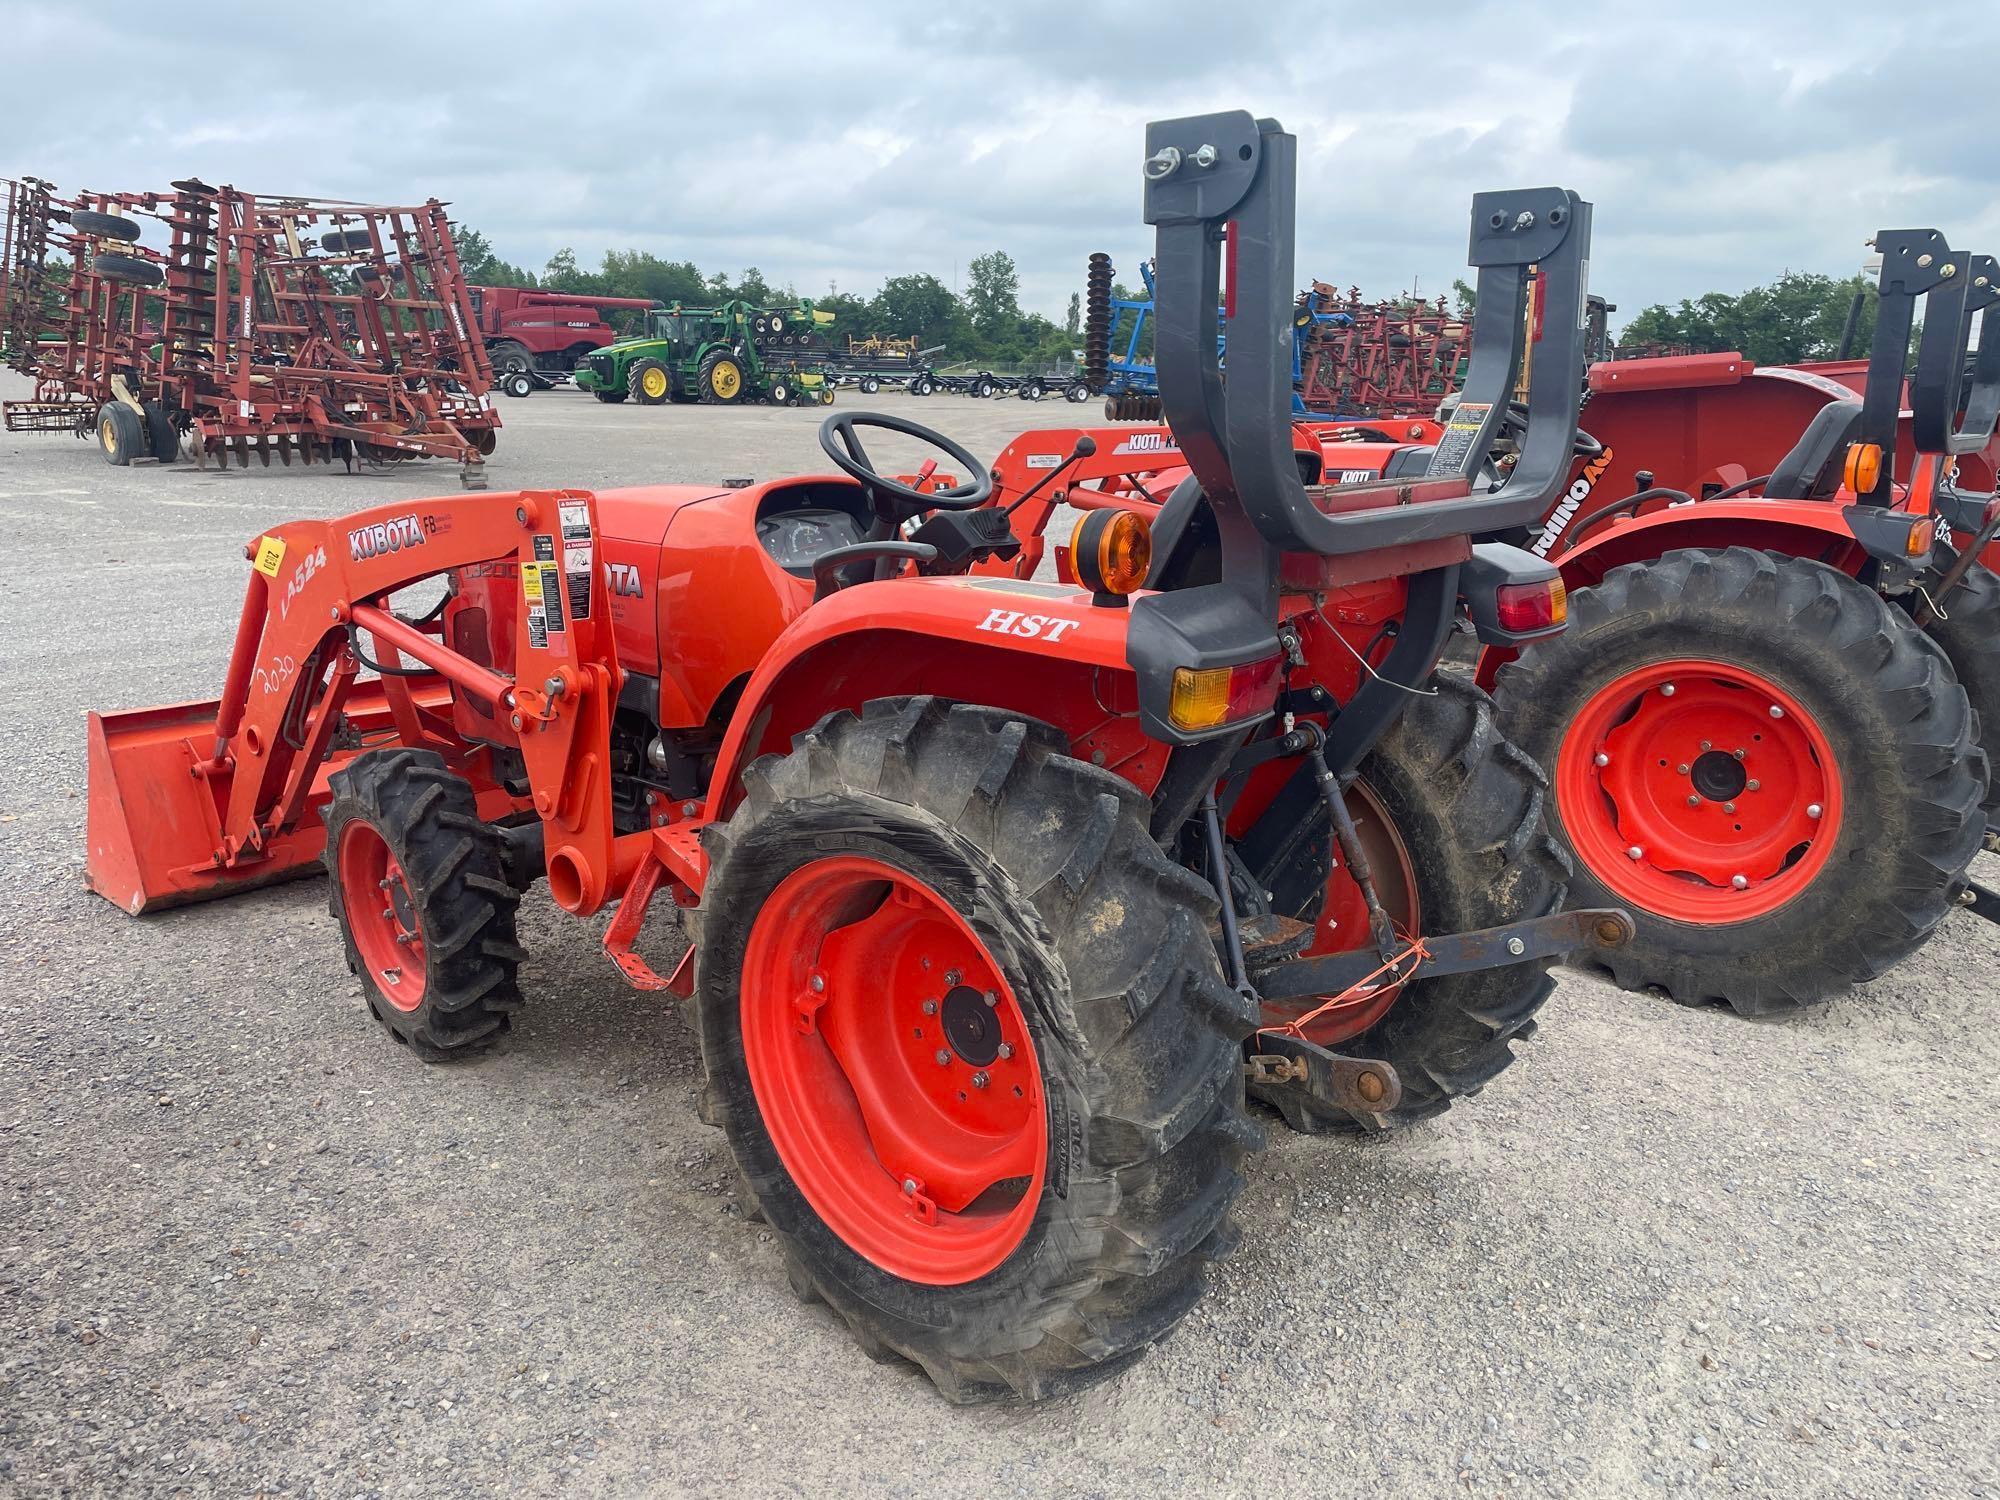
[574,299,837,407]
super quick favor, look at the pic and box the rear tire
[1497,547,1985,1013]
[324,749,525,1061]
[1911,555,2000,827]
[1244,675,1568,1132]
[699,350,745,404]
[490,341,532,376]
[694,698,1260,1402]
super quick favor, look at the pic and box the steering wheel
[818,411,993,514]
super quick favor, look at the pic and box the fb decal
[348,513,431,561]
[977,607,1081,643]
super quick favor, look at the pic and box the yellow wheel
[99,417,118,455]
[708,359,743,401]
[641,365,669,401]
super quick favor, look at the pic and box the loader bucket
[85,698,331,914]
[85,678,468,915]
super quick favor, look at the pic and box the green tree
[965,250,1022,342]
[1450,277,1477,317]
[448,223,536,287]
[597,249,706,306]
[868,273,960,349]
[542,247,590,292]
[1618,272,1875,362]
[1065,291,1081,337]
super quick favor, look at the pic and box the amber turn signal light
[1842,441,1883,495]
[1168,656,1284,733]
[1070,508,1152,604]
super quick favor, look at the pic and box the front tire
[693,698,1260,1402]
[628,357,671,405]
[324,749,525,1060]
[1241,675,1568,1132]
[1497,547,1985,1013]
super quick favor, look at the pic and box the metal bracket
[1247,1035,1401,1114]
[1253,906,1633,1004]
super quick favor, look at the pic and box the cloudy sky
[8,1,1999,329]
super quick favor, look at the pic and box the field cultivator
[1,177,498,482]
[85,111,1628,1399]
[1293,283,1470,418]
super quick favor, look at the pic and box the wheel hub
[1557,658,1842,921]
[940,984,1001,1067]
[739,855,1046,1285]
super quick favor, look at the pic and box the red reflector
[1495,577,1568,633]
[1224,654,1284,720]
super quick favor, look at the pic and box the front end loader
[86,110,1625,1400]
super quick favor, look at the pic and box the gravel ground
[2,373,1996,1498]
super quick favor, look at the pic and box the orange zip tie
[1256,934,1429,1039]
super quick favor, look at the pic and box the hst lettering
[977,608,1081,643]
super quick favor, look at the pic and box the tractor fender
[704,575,1167,816]
[1473,498,1871,689]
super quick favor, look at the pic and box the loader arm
[88,489,621,914]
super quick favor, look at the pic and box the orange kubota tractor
[85,111,1626,1400]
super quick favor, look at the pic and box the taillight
[1169,655,1283,732]
[1495,577,1568,633]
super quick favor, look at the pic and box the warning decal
[559,500,593,622]
[540,564,566,633]
[1428,400,1493,474]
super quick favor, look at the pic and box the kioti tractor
[1206,239,2000,1012]
[84,112,1625,1399]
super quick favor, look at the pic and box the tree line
[452,225,1085,369]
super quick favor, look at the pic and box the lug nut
[1627,845,1644,860]
[944,969,962,986]
[1723,802,1737,814]
[1733,748,1746,760]
[1686,794,1701,807]
[1746,779,1760,792]
[1700,740,1711,751]
[1660,683,1676,697]
[810,974,825,992]
[1594,752,1609,767]
[997,1042,1014,1060]
[982,990,997,1008]
[934,1049,950,1066]
[1676,763,1690,775]
[1769,704,1784,719]
[1730,874,1748,890]
[1807,803,1823,819]
[971,1071,990,1090]
[921,999,937,1016]
[902,1177,917,1195]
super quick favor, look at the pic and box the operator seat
[1763,399,1864,500]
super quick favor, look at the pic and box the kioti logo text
[348,514,430,561]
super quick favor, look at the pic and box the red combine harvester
[468,284,656,381]
[85,112,1627,1397]
[1,176,498,484]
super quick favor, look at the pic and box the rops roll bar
[1141,109,1593,555]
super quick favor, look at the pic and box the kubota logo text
[603,561,644,598]
[1531,447,1615,558]
[348,514,430,561]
